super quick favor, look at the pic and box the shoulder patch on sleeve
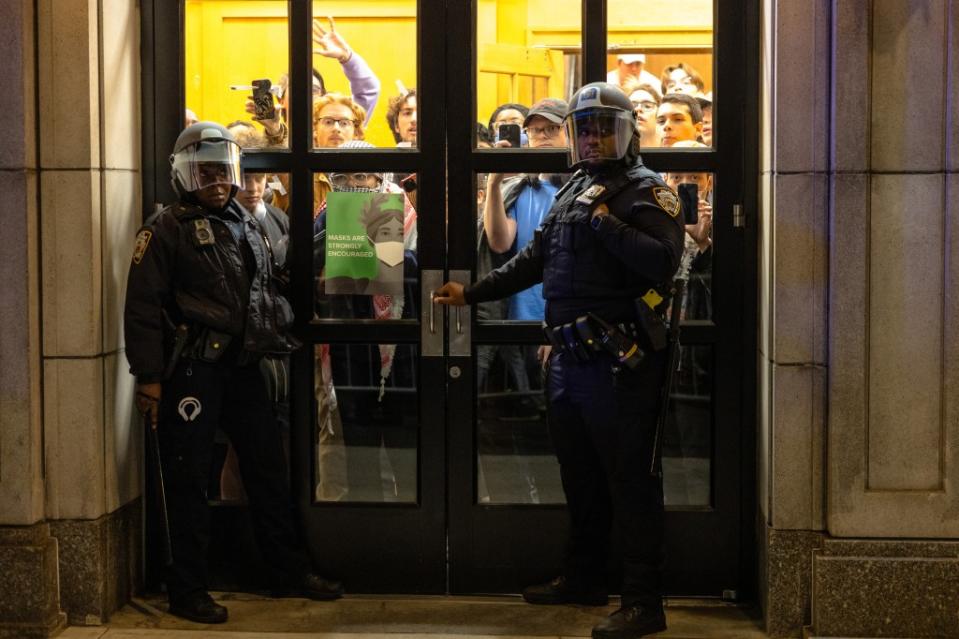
[652,187,681,218]
[132,230,152,265]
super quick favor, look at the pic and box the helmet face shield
[171,139,242,193]
[564,109,635,167]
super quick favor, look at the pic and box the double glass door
[145,0,754,597]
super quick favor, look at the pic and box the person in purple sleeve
[246,17,381,148]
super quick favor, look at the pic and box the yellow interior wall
[185,2,289,131]
[185,0,417,148]
[185,0,713,144]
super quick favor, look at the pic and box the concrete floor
[56,594,768,638]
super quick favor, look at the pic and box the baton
[146,417,174,567]
[649,279,685,476]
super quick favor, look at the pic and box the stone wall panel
[43,358,106,520]
[870,0,948,172]
[771,173,827,365]
[773,0,830,172]
[867,174,945,491]
[37,0,100,169]
[40,170,103,358]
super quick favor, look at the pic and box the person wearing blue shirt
[484,98,569,323]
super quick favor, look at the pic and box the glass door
[445,0,752,597]
[144,0,755,597]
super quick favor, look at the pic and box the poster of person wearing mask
[325,192,406,297]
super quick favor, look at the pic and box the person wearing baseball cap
[473,97,570,409]
[607,52,660,90]
[523,97,566,129]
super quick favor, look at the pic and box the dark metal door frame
[140,0,758,599]
[444,0,759,598]
[141,0,451,593]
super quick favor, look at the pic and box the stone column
[0,1,142,634]
[815,1,959,636]
[0,1,66,637]
[758,0,830,635]
[760,0,959,637]
[38,0,143,627]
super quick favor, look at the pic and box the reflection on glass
[315,343,419,503]
[476,172,572,325]
[211,169,292,503]
[476,344,563,504]
[184,1,290,146]
[476,341,714,508]
[664,172,714,320]
[607,0,714,148]
[476,0,580,148]
[663,345,712,507]
[313,171,418,319]
[310,1,417,148]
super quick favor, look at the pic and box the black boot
[272,572,345,600]
[168,591,228,624]
[522,576,608,606]
[591,605,666,638]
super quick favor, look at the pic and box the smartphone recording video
[252,79,276,121]
[496,123,522,148]
[678,183,699,225]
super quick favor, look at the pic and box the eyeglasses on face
[632,100,658,114]
[329,173,381,187]
[523,124,563,139]
[317,117,356,129]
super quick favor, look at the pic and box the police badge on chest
[575,184,606,205]
[192,219,216,247]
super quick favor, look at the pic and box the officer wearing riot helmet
[434,83,684,638]
[125,122,343,624]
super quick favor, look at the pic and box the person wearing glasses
[483,98,569,313]
[245,17,381,149]
[624,81,662,148]
[476,99,569,500]
[311,93,367,215]
[487,102,529,145]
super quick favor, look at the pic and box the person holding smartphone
[481,99,569,375]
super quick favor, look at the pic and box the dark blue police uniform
[464,159,685,611]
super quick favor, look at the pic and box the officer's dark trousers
[157,358,309,604]
[546,350,666,609]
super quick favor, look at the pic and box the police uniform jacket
[464,158,685,326]
[124,200,298,384]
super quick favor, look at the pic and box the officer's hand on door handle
[433,282,466,306]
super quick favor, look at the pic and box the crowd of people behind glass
[186,22,713,503]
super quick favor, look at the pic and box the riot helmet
[563,82,637,168]
[169,121,243,203]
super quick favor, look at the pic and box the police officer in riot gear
[125,122,343,624]
[435,83,684,638]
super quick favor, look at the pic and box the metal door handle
[455,306,463,334]
[421,270,444,357]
